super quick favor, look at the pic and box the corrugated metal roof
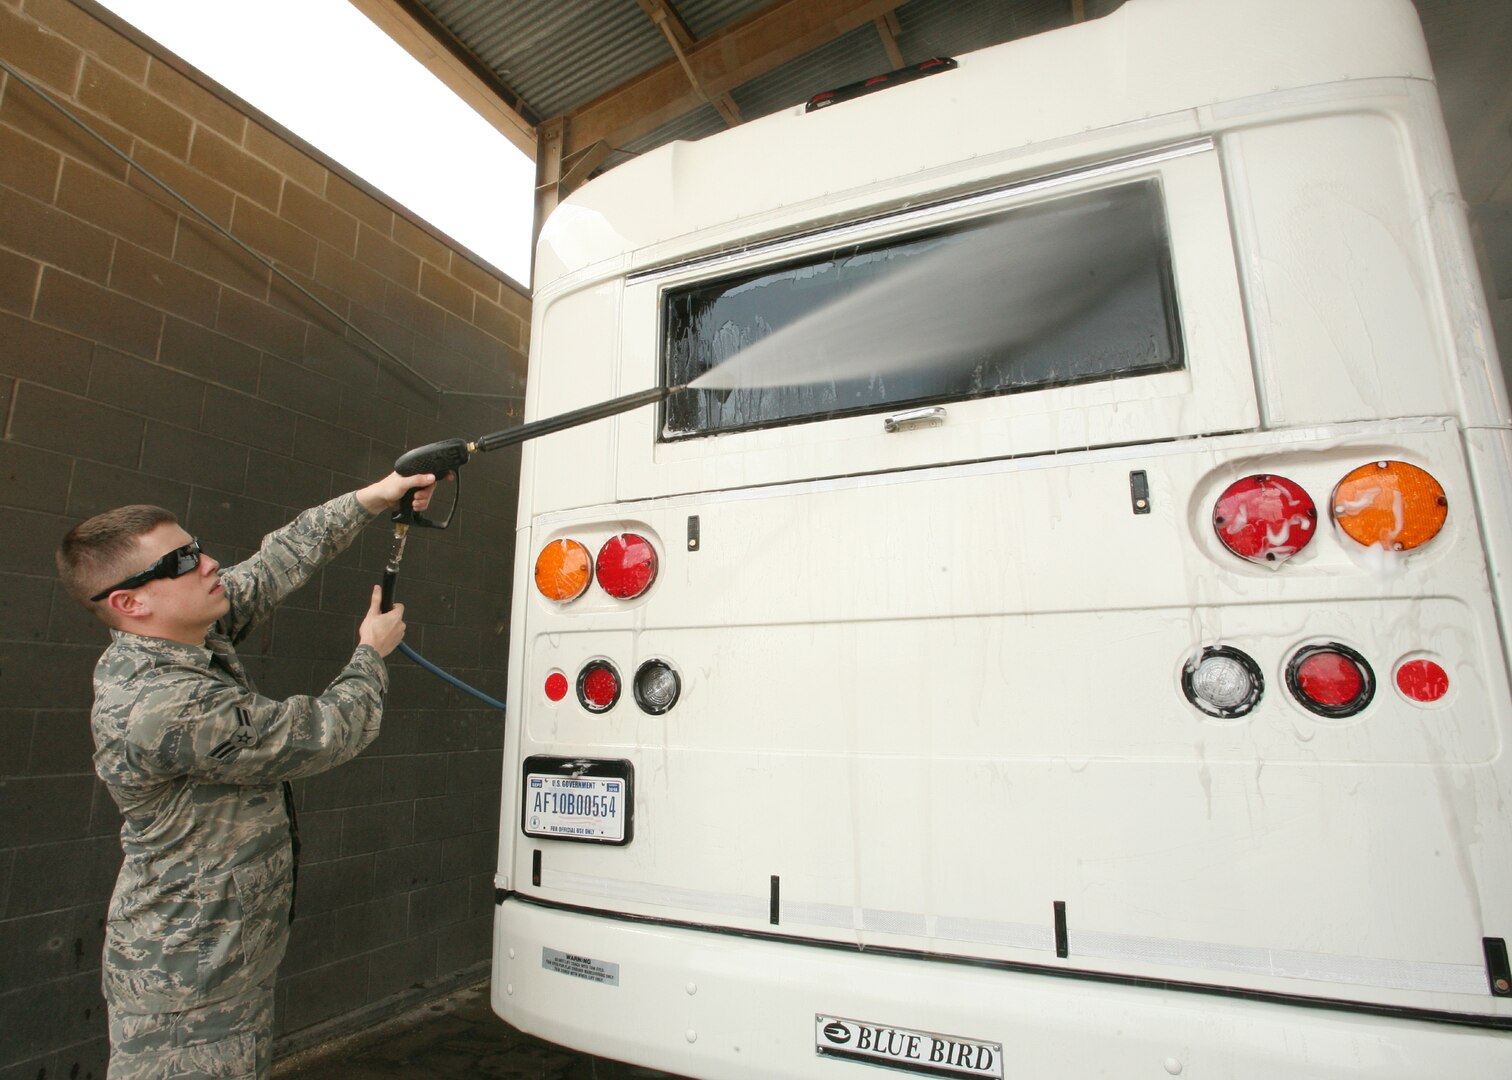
[420,0,674,120]
[414,0,1130,157]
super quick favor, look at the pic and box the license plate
[522,757,633,844]
[815,1015,1002,1078]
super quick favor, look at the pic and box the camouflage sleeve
[123,646,388,783]
[216,492,377,643]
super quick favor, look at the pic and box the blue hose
[398,642,505,710]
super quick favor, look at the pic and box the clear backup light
[633,660,681,714]
[1331,460,1447,551]
[1286,643,1374,718]
[577,660,621,713]
[1182,646,1264,719]
[596,534,658,599]
[535,539,592,602]
[1212,474,1317,565]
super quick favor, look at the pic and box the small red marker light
[1395,658,1449,704]
[544,672,568,702]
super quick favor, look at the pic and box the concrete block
[65,457,191,521]
[282,908,339,977]
[9,382,143,466]
[201,387,294,453]
[439,829,497,884]
[412,793,471,843]
[3,834,119,918]
[0,774,95,844]
[188,127,280,210]
[281,953,368,1030]
[339,801,415,857]
[107,239,221,325]
[301,756,386,812]
[0,710,31,777]
[158,315,261,395]
[0,122,62,203]
[0,969,105,1063]
[365,934,436,1000]
[173,216,270,299]
[0,571,53,638]
[258,355,345,426]
[140,419,250,492]
[27,707,95,775]
[372,842,442,899]
[334,893,406,955]
[405,877,468,935]
[295,853,374,918]
[88,346,206,428]
[446,749,503,795]
[34,267,162,359]
[0,246,38,317]
[0,901,103,988]
[378,755,450,804]
[58,158,177,258]
[434,913,491,974]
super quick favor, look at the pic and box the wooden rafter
[348,0,537,158]
[560,0,908,159]
[635,0,743,128]
[875,11,905,69]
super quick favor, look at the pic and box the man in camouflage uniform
[56,471,437,1080]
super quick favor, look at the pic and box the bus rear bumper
[491,896,1512,1079]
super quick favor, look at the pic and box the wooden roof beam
[635,0,743,128]
[875,11,905,69]
[560,0,908,159]
[349,0,538,158]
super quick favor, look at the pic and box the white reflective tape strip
[1073,928,1487,995]
[545,869,768,920]
[935,915,1055,953]
[536,869,1486,995]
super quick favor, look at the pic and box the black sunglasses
[90,538,203,602]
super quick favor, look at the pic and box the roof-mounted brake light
[806,57,958,113]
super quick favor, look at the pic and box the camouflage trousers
[107,979,274,1080]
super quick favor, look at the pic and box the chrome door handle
[883,406,945,433]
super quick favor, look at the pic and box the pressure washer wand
[380,384,683,612]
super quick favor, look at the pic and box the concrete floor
[274,982,688,1080]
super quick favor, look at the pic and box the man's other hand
[359,586,406,656]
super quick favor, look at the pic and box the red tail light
[596,534,658,599]
[544,672,569,702]
[1287,643,1374,718]
[1212,474,1317,565]
[578,660,621,713]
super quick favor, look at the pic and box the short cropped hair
[56,505,179,608]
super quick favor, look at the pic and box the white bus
[491,0,1512,1075]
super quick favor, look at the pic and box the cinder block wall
[0,1,527,1076]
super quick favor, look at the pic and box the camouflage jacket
[92,493,386,1014]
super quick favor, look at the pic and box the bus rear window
[662,180,1183,439]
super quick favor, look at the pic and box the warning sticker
[542,947,620,986]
